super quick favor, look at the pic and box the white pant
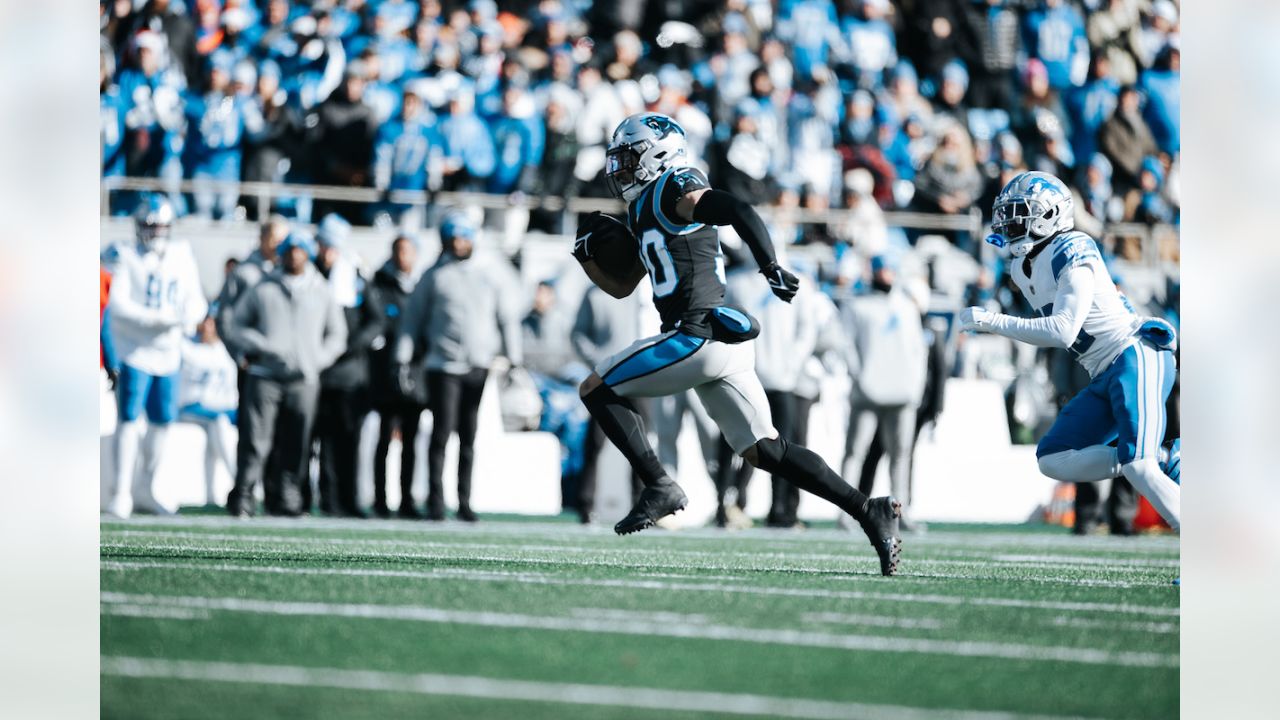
[597,331,777,454]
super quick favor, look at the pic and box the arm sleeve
[690,189,778,271]
[984,266,1094,349]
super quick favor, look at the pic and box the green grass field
[100,515,1179,719]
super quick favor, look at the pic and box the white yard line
[100,655,1099,720]
[98,592,1178,668]
[800,612,945,630]
[1048,616,1179,635]
[101,529,1180,573]
[100,559,1181,618]
[104,515,1179,554]
[100,604,211,620]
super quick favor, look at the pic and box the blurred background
[97,0,1180,532]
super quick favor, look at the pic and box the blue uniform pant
[1037,340,1176,465]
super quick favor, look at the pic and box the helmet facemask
[988,195,1065,257]
[606,143,649,202]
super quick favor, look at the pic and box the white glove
[959,306,995,332]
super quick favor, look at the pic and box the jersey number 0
[639,229,679,297]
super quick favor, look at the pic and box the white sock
[135,423,171,511]
[1037,446,1122,483]
[1121,458,1181,531]
[110,419,146,515]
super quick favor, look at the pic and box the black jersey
[624,166,726,338]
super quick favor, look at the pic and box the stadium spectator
[127,0,201,89]
[312,62,378,221]
[1140,44,1180,155]
[1086,0,1144,86]
[957,0,1021,110]
[393,211,523,522]
[372,83,441,225]
[241,60,307,220]
[838,255,927,532]
[311,215,384,518]
[437,82,497,191]
[178,316,240,508]
[839,0,897,90]
[369,235,428,519]
[223,231,348,517]
[1024,0,1090,92]
[186,50,263,220]
[913,122,982,218]
[1098,84,1158,194]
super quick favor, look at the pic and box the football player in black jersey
[573,112,902,575]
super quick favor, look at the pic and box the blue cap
[209,48,236,74]
[317,213,351,248]
[722,12,749,36]
[871,255,897,273]
[279,231,318,259]
[439,210,477,241]
[942,60,969,91]
[892,60,918,85]
[1089,152,1113,179]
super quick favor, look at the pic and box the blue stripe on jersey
[1051,234,1101,281]
[602,333,706,387]
[652,170,706,236]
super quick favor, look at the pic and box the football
[578,212,641,280]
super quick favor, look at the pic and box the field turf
[101,515,1179,719]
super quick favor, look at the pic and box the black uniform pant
[374,404,425,512]
[313,386,369,515]
[228,376,318,516]
[426,368,487,512]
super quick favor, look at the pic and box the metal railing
[101,175,984,233]
[101,176,1175,266]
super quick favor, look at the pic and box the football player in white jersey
[960,172,1181,531]
[103,196,208,517]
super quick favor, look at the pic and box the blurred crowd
[101,0,1180,237]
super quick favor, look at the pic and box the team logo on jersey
[643,115,683,139]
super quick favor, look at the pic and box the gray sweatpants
[228,375,319,516]
[841,387,918,508]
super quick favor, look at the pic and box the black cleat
[857,496,902,576]
[614,482,688,535]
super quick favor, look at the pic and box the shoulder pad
[1050,232,1102,281]
[668,166,710,195]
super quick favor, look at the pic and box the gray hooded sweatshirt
[394,253,523,373]
[225,264,348,383]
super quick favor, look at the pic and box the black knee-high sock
[755,437,869,519]
[582,384,669,488]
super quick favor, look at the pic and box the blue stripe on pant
[1037,340,1176,465]
[602,333,706,387]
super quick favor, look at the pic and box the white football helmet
[986,171,1074,257]
[134,195,176,253]
[605,112,689,203]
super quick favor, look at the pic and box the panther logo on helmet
[605,113,690,203]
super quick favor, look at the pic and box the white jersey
[104,239,208,376]
[1011,231,1140,377]
[179,339,238,412]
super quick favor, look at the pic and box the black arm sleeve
[690,189,778,271]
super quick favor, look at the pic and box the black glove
[572,212,603,263]
[760,262,800,303]
[394,363,416,398]
[573,211,629,263]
